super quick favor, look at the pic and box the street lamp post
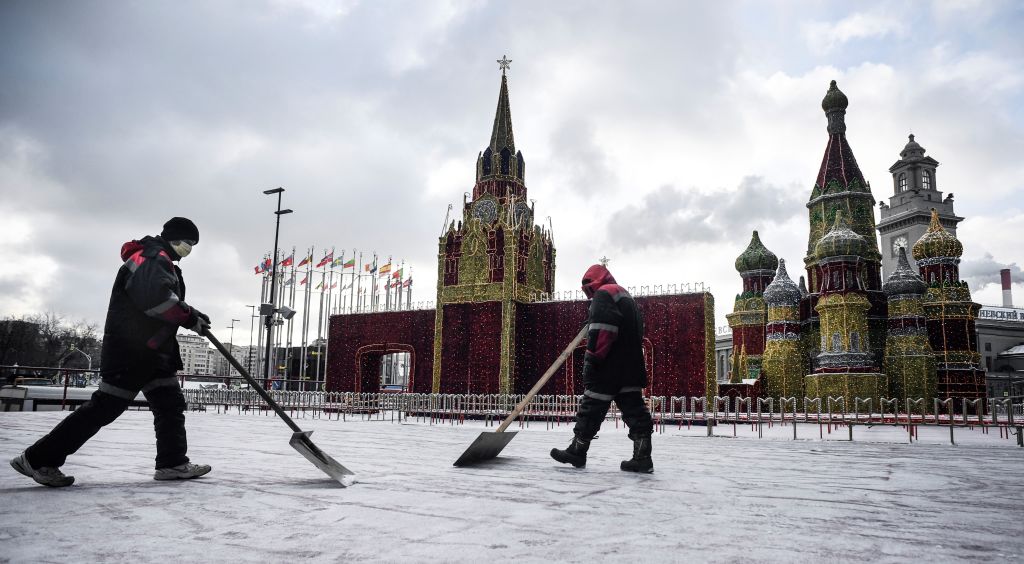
[227,319,240,387]
[58,345,93,410]
[245,305,257,375]
[262,187,293,388]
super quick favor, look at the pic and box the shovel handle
[495,326,588,433]
[202,329,303,433]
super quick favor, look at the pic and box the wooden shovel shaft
[495,326,588,433]
[203,329,303,434]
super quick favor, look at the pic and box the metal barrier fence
[180,391,1024,446]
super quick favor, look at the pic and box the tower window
[922,170,932,190]
[850,332,860,352]
[482,148,492,175]
[832,333,842,352]
[898,173,907,193]
[500,148,511,175]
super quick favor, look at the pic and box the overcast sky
[1,0,1022,346]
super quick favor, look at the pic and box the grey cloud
[607,176,805,250]
[548,118,616,196]
[960,253,1021,288]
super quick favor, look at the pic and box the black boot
[550,435,590,468]
[620,434,653,473]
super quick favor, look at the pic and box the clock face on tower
[472,198,498,224]
[892,235,908,258]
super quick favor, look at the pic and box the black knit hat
[161,217,199,243]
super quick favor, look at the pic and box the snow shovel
[453,326,588,467]
[203,329,355,486]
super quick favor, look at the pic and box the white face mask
[170,240,193,259]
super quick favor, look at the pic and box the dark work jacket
[101,236,199,374]
[581,264,647,395]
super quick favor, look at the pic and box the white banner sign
[979,306,1022,322]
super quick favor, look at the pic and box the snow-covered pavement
[1,411,1022,563]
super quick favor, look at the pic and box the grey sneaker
[154,462,211,481]
[10,453,75,487]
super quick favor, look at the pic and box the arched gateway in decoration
[325,62,717,400]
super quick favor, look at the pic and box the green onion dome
[821,80,848,112]
[912,209,963,260]
[735,230,779,274]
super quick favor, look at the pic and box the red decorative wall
[326,294,712,398]
[326,309,435,393]
[438,302,504,394]
[514,301,589,396]
[513,294,708,398]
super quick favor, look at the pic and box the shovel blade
[289,431,356,486]
[452,431,519,467]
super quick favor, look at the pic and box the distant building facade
[176,333,214,375]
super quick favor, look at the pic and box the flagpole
[373,252,379,312]
[398,259,405,310]
[273,254,286,386]
[299,246,312,384]
[285,246,296,389]
[314,261,327,386]
[350,248,357,313]
[385,256,391,311]
[406,267,413,309]
[335,249,344,315]
[354,251,362,312]
[256,261,268,381]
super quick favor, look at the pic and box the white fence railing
[180,391,1023,445]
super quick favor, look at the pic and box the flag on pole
[403,278,413,288]
[392,268,403,279]
[254,265,263,275]
[255,256,272,273]
[379,263,392,277]
[330,282,338,289]
[332,257,344,268]
[284,275,294,286]
[297,253,313,267]
[279,253,294,267]
[343,282,353,290]
[300,275,308,285]
[316,251,334,268]
[343,258,355,269]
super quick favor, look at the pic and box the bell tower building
[876,134,963,279]
[433,58,556,394]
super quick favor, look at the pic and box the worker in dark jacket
[11,217,213,487]
[551,264,654,473]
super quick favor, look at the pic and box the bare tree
[0,314,101,370]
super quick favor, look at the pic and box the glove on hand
[189,308,211,335]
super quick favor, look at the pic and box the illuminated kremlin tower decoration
[804,211,887,399]
[911,209,986,401]
[762,259,805,399]
[801,81,887,400]
[726,231,777,383]
[434,60,555,394]
[882,247,936,405]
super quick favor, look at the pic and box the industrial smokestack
[1002,268,1013,307]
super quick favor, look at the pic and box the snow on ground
[1,411,1022,563]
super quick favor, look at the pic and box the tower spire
[489,62,515,154]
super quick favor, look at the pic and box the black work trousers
[25,350,190,470]
[573,389,654,441]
